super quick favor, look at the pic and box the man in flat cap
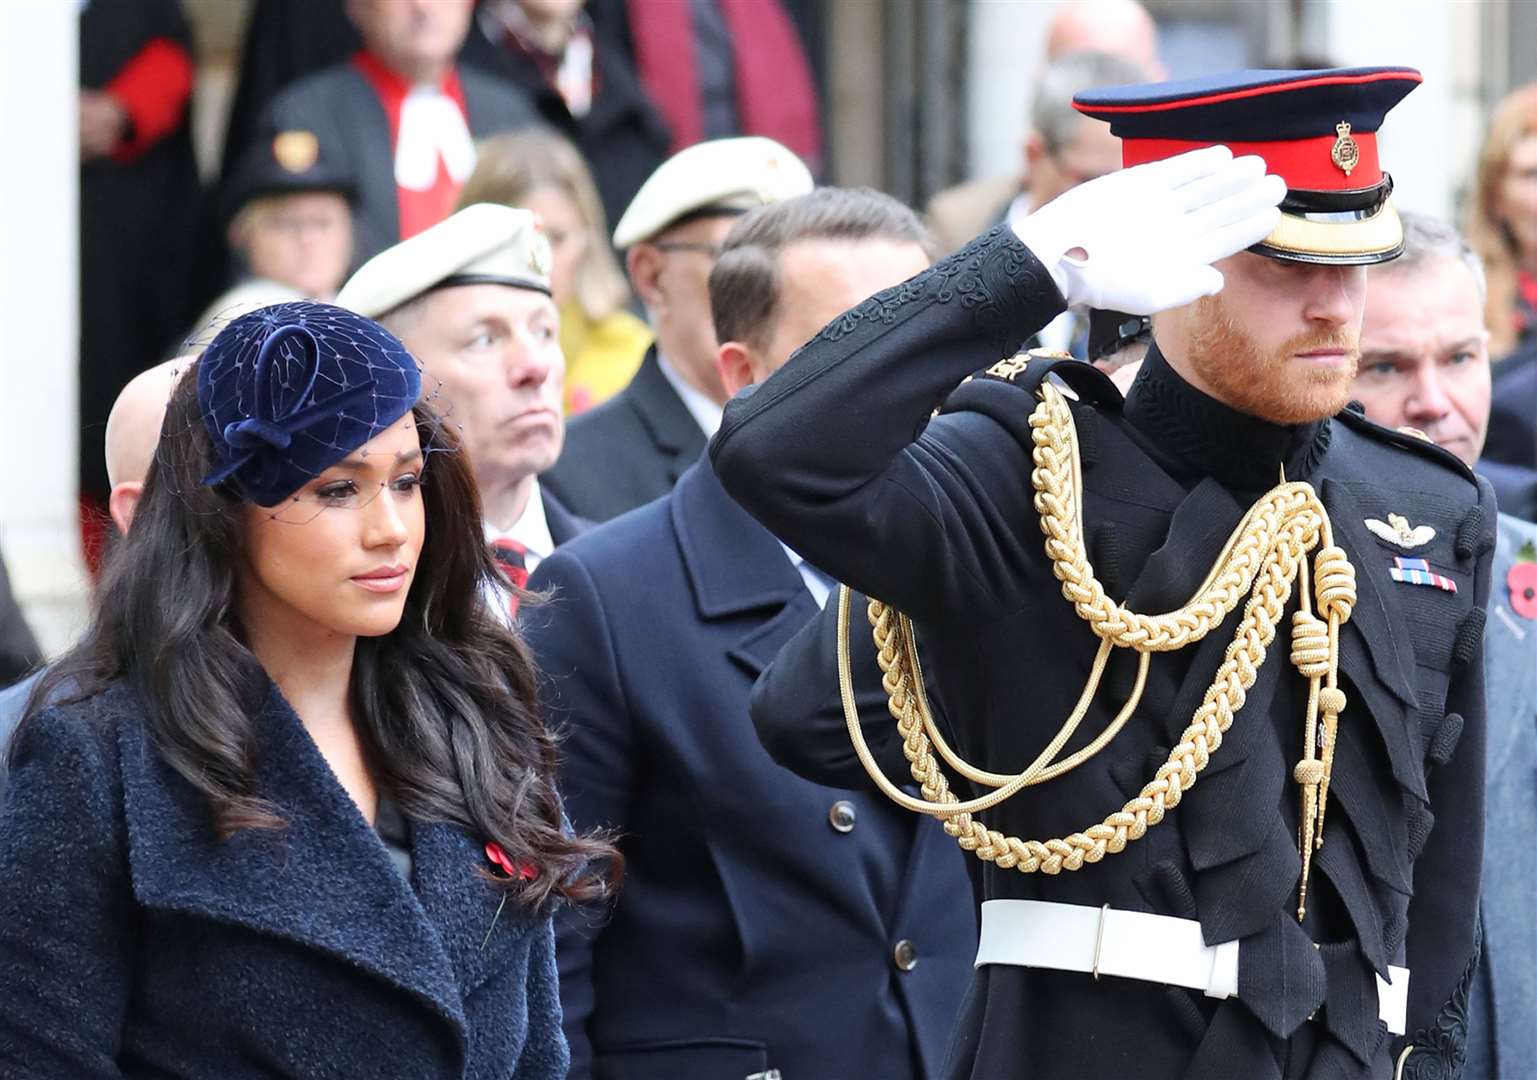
[541,136,813,522]
[524,186,975,1080]
[717,68,1492,1079]
[337,203,585,619]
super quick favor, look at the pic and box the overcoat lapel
[671,459,816,679]
[1319,480,1425,801]
[119,685,478,1057]
[633,350,710,484]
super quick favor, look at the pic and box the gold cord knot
[1318,687,1347,716]
[1314,545,1356,622]
[1294,758,1325,785]
[1290,611,1331,678]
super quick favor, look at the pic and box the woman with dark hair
[0,301,615,1078]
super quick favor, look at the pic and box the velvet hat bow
[198,301,421,507]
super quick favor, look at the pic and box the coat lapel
[119,685,468,1055]
[411,818,545,999]
[631,348,710,484]
[1120,476,1246,616]
[670,459,817,677]
[1319,480,1425,802]
[541,488,592,547]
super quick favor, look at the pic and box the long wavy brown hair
[1467,82,1537,357]
[17,368,619,911]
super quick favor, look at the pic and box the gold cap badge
[272,130,319,174]
[1330,121,1359,177]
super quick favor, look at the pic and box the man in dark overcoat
[247,0,540,266]
[524,188,977,1080]
[715,68,1494,1080]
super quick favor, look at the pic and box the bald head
[104,358,190,533]
[1046,0,1163,76]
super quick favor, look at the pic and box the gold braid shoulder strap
[836,379,1358,920]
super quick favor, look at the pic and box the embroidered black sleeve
[817,225,1060,360]
[1399,921,1479,1079]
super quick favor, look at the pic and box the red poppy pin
[1510,541,1537,621]
[481,842,538,951]
[485,841,538,881]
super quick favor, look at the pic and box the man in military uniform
[714,68,1493,1079]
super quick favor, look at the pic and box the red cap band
[1121,131,1381,191]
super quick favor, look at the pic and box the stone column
[0,3,88,656]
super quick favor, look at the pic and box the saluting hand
[1013,146,1285,315]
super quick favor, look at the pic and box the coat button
[892,939,918,972]
[828,800,857,833]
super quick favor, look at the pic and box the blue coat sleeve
[709,226,1068,623]
[0,706,134,1078]
[523,550,635,1080]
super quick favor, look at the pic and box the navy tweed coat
[0,680,567,1079]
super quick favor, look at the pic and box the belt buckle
[1091,903,1111,981]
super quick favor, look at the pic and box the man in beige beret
[541,136,813,522]
[336,202,588,620]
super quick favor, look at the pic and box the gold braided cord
[837,380,1357,909]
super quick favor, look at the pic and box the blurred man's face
[1163,251,1366,425]
[1355,257,1492,466]
[719,237,932,395]
[1029,117,1123,207]
[630,213,739,398]
[395,285,565,496]
[348,0,474,75]
[238,192,354,299]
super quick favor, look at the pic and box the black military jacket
[711,226,1495,1080]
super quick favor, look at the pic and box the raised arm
[711,148,1285,622]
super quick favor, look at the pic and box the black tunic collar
[1121,342,1331,493]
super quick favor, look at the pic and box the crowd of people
[2,0,1537,1078]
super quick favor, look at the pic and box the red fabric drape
[105,37,195,162]
[625,0,819,168]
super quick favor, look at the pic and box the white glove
[1013,146,1286,315]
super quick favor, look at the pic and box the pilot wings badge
[1365,513,1436,550]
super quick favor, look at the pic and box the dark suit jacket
[0,681,567,1078]
[256,58,541,265]
[523,458,976,1080]
[712,226,1495,1080]
[458,17,670,231]
[0,553,39,690]
[541,347,705,522]
[1484,346,1537,474]
[1480,459,1537,524]
[1465,514,1537,1080]
[541,486,590,546]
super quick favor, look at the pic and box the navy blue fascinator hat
[197,300,421,507]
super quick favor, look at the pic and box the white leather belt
[976,899,1409,1035]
